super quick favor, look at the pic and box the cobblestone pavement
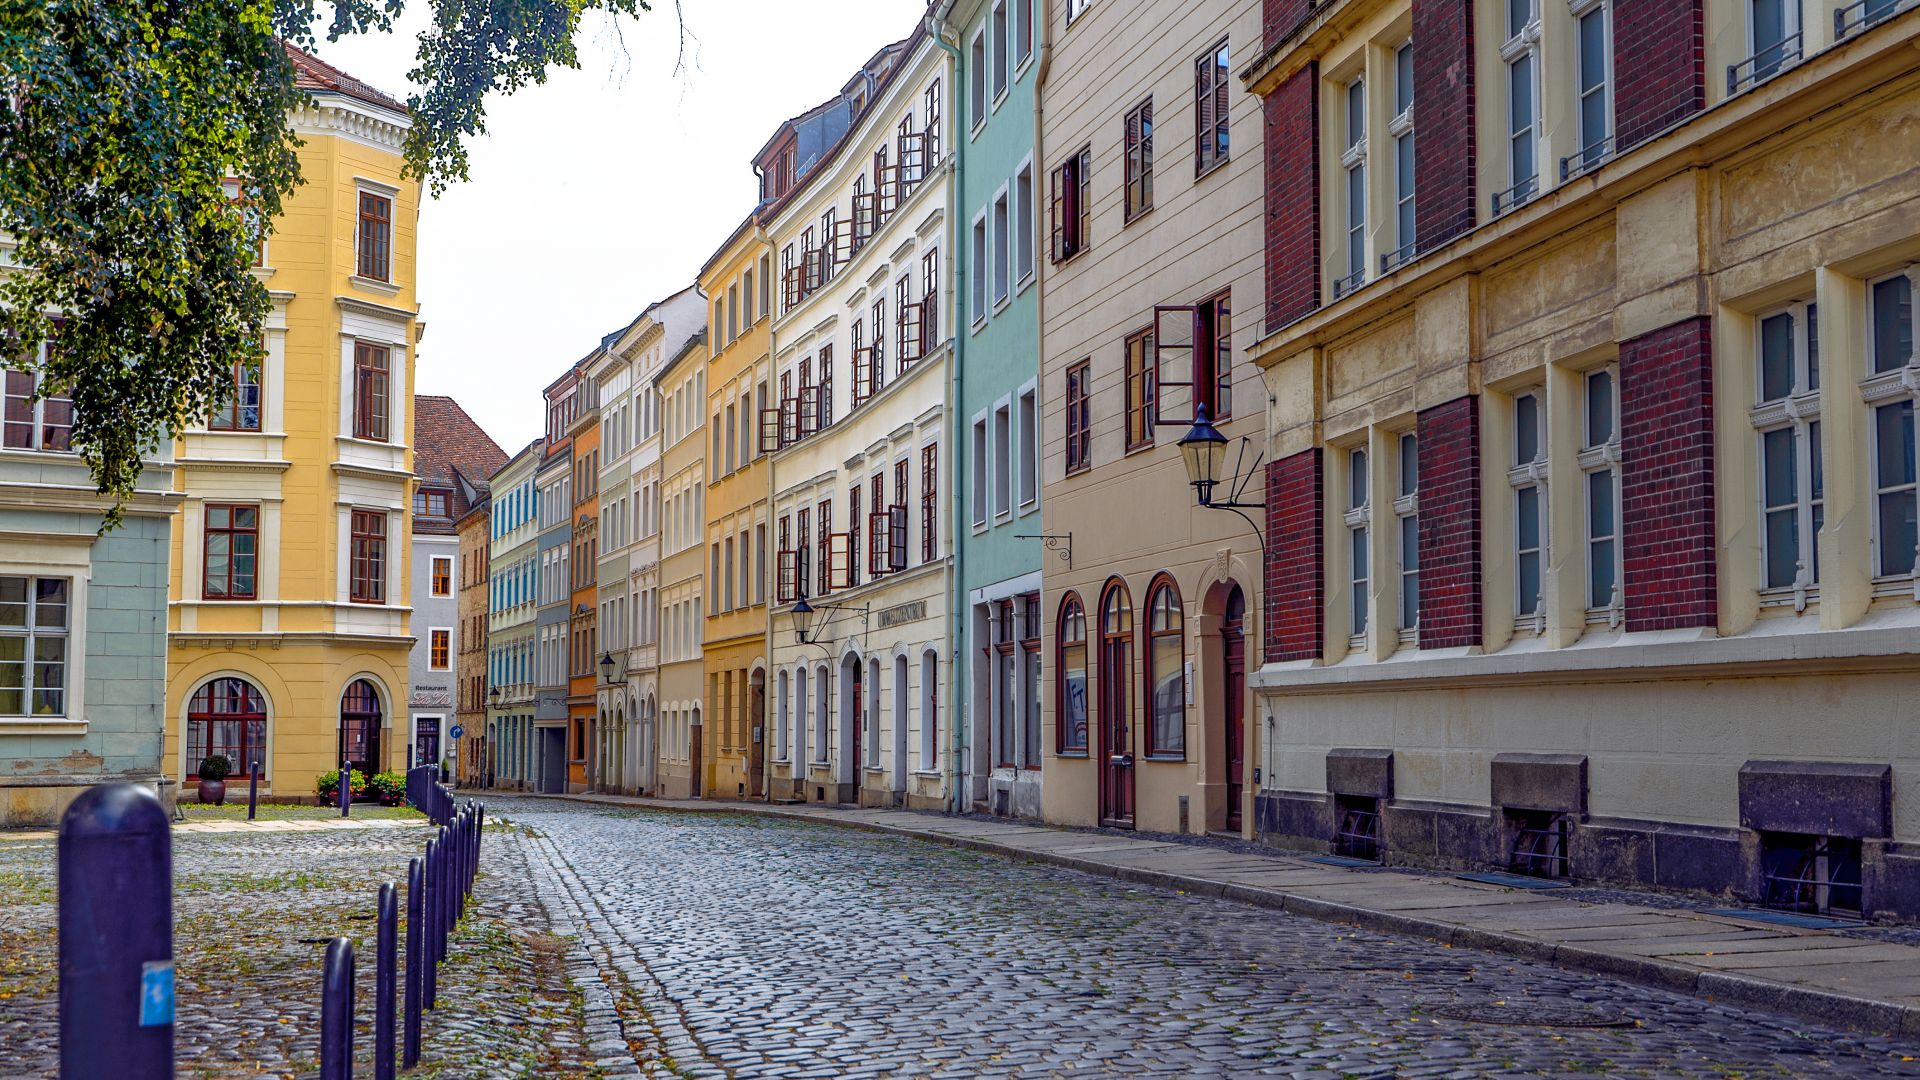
[0,813,609,1079]
[499,797,1920,1080]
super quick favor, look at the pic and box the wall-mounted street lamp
[487,686,501,708]
[1178,403,1268,561]
[783,590,868,651]
[598,652,618,686]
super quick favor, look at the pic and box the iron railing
[1560,137,1612,182]
[1836,0,1912,39]
[1491,175,1539,218]
[1728,34,1803,95]
[1330,266,1368,300]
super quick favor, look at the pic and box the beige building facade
[656,333,708,799]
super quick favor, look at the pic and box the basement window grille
[1761,833,1864,919]
[1333,795,1381,861]
[1507,809,1570,879]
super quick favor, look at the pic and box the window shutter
[1049,164,1065,263]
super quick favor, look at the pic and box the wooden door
[1222,585,1247,833]
[1099,638,1135,828]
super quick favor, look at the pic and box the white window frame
[1578,365,1624,624]
[1863,266,1920,595]
[0,558,85,728]
[1387,41,1416,271]
[1017,383,1039,509]
[970,30,989,133]
[1498,0,1543,214]
[428,626,453,671]
[1509,389,1548,630]
[1014,156,1037,288]
[1749,300,1822,609]
[1344,445,1371,645]
[971,414,990,530]
[994,400,1014,521]
[1394,432,1419,639]
[992,183,1012,308]
[1339,76,1368,296]
[1568,0,1613,173]
[991,0,1010,106]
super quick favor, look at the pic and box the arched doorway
[1219,584,1247,833]
[840,652,863,793]
[689,703,703,798]
[187,677,268,782]
[339,679,383,778]
[748,668,767,799]
[1098,580,1135,829]
[891,654,909,798]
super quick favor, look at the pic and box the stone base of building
[1,774,177,829]
[985,769,1043,820]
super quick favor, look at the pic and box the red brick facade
[1620,316,1717,632]
[1612,0,1705,154]
[1263,64,1320,331]
[1414,397,1482,649]
[1264,449,1324,663]
[1411,0,1476,254]
[1263,0,1313,50]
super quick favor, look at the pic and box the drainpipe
[928,9,967,816]
[1030,0,1054,821]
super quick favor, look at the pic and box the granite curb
[502,791,1920,1039]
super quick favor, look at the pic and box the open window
[851,322,875,406]
[873,147,899,223]
[797,386,820,439]
[867,510,897,575]
[897,127,928,197]
[828,532,854,590]
[1151,296,1230,426]
[759,406,784,454]
[1049,147,1092,263]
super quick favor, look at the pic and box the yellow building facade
[165,50,419,800]
[699,220,773,801]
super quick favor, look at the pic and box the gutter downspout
[927,7,967,816]
[1030,0,1054,817]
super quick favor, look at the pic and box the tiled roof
[414,396,508,533]
[284,42,408,114]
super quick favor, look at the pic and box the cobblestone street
[503,798,1920,1079]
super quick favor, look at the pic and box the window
[1017,387,1038,507]
[1099,580,1133,764]
[3,340,72,452]
[971,214,989,323]
[209,356,263,432]
[759,254,772,316]
[1337,77,1367,297]
[994,403,1013,519]
[0,576,68,716]
[432,556,452,598]
[1570,0,1610,174]
[1395,433,1419,634]
[186,677,265,776]
[1868,271,1917,581]
[1066,0,1094,24]
[1065,360,1091,474]
[1346,447,1371,639]
[1125,327,1156,450]
[1498,0,1541,214]
[1050,146,1092,262]
[1735,0,1802,92]
[221,177,266,266]
[1021,593,1041,768]
[357,191,392,281]
[1123,99,1154,222]
[350,509,388,604]
[1145,577,1184,757]
[1510,392,1546,621]
[1195,39,1230,175]
[430,629,451,670]
[922,446,939,563]
[1580,368,1623,613]
[1057,594,1088,753]
[201,503,259,599]
[353,342,391,442]
[1014,162,1035,283]
[414,490,449,519]
[970,32,988,128]
[1753,303,1822,595]
[972,418,990,528]
[1197,291,1233,420]
[1387,42,1416,270]
[992,0,1010,100]
[992,190,1011,305]
[994,598,1017,768]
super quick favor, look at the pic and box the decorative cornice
[289,97,411,153]
[336,295,419,325]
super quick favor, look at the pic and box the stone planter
[196,779,227,806]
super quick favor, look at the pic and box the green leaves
[0,0,654,527]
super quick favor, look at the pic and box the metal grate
[1508,811,1570,879]
[1760,834,1864,918]
[1333,797,1380,861]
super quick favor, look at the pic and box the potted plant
[196,755,233,805]
[316,768,369,803]
[371,771,408,806]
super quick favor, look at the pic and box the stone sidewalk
[514,790,1920,1039]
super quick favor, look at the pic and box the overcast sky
[316,0,921,454]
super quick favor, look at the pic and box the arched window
[814,664,830,762]
[188,677,267,779]
[1056,594,1088,753]
[920,648,939,771]
[340,679,383,776]
[775,669,790,760]
[1145,576,1184,758]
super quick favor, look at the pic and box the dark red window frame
[357,191,392,281]
[1143,573,1185,759]
[202,503,259,600]
[353,342,391,442]
[350,509,388,604]
[1065,360,1092,474]
[1056,592,1089,754]
[1123,98,1154,222]
[1125,327,1157,451]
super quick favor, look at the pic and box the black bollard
[339,759,351,818]
[375,882,397,1080]
[422,837,439,1011]
[403,858,422,1067]
[319,937,354,1080]
[247,759,260,821]
[58,783,174,1080]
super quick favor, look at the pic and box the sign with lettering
[876,600,927,629]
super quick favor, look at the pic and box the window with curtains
[349,510,387,604]
[1195,39,1230,176]
[353,342,390,442]
[1145,577,1184,757]
[1752,301,1822,598]
[208,356,262,431]
[1123,98,1153,222]
[203,504,259,601]
[357,191,392,281]
[1057,593,1088,753]
[1065,361,1091,474]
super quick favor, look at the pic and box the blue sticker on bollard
[140,960,174,1027]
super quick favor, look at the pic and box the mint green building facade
[939,0,1044,818]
